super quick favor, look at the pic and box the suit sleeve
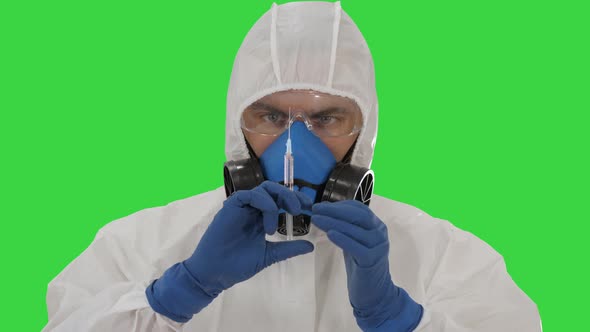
[413,221,542,332]
[43,230,184,332]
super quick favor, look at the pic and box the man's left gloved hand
[311,200,424,332]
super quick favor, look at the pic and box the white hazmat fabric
[43,2,541,331]
[226,1,377,169]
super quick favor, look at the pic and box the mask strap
[277,179,323,191]
[243,134,260,159]
[341,139,357,164]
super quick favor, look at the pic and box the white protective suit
[44,2,541,331]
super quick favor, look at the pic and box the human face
[242,90,361,161]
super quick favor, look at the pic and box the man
[43,2,541,331]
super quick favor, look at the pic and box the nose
[289,112,313,131]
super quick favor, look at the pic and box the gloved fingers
[258,181,307,215]
[326,230,368,263]
[294,190,313,213]
[231,189,279,235]
[253,189,282,235]
[264,240,314,267]
[311,214,377,247]
[365,241,390,266]
[313,201,376,230]
[326,230,388,267]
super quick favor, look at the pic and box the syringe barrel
[284,153,294,190]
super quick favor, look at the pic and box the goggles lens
[241,90,362,137]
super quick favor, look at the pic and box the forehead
[254,89,360,111]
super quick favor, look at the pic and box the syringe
[284,110,294,241]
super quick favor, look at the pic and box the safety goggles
[241,90,363,137]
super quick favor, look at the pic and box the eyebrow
[311,107,349,116]
[250,102,349,115]
[249,102,285,114]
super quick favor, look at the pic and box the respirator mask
[224,90,374,236]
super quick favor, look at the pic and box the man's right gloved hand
[146,181,314,323]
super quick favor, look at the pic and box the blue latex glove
[146,181,314,323]
[311,200,423,332]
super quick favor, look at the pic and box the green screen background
[1,1,588,330]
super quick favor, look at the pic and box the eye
[316,115,336,125]
[262,111,286,124]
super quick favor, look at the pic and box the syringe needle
[284,108,294,240]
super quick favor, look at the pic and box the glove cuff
[145,262,220,323]
[356,286,424,332]
[375,287,424,331]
